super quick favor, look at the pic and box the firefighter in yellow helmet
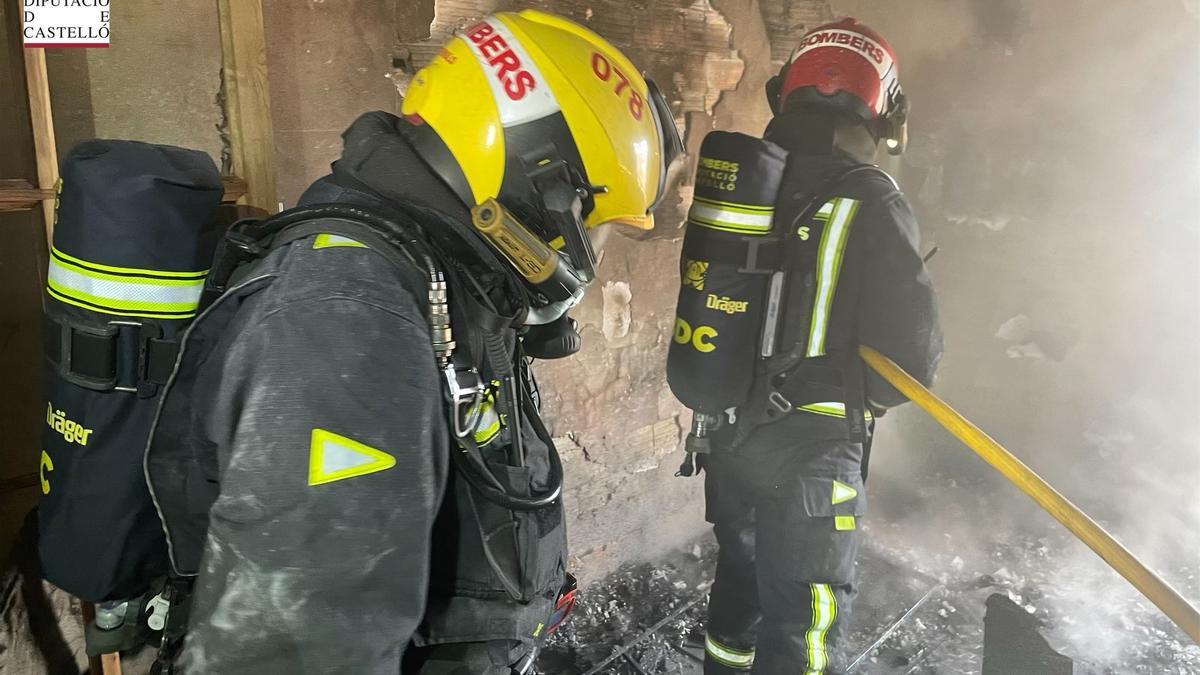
[143,10,682,674]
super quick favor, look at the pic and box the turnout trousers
[702,437,866,674]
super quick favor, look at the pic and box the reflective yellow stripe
[50,246,208,278]
[693,195,774,214]
[704,634,755,669]
[806,198,860,357]
[313,233,368,249]
[47,250,205,318]
[834,515,857,531]
[797,401,873,421]
[691,216,773,235]
[803,583,837,673]
[689,199,775,234]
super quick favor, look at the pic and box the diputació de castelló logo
[23,0,110,49]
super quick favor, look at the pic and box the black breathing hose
[449,435,564,511]
[243,203,444,283]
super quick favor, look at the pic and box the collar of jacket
[334,111,474,227]
[328,111,528,321]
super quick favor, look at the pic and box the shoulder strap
[732,164,893,448]
[756,164,884,372]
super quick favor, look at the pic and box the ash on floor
[538,540,948,675]
[539,533,1200,674]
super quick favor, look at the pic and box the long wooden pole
[216,0,276,212]
[859,345,1200,643]
[22,46,58,243]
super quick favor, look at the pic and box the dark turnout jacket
[144,112,565,673]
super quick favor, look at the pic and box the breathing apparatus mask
[470,158,597,323]
[469,78,683,359]
[468,155,597,359]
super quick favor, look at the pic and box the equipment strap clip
[767,390,792,415]
[444,364,484,439]
[224,228,268,258]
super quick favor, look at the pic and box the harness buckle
[767,390,792,416]
[444,364,483,439]
[203,227,268,305]
[224,228,267,258]
[108,319,166,396]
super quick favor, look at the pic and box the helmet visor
[645,78,685,213]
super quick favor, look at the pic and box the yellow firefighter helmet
[401,9,683,240]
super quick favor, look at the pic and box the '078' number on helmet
[591,53,644,120]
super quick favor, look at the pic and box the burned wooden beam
[1,177,248,213]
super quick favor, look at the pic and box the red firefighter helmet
[768,18,909,153]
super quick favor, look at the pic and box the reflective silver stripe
[705,634,755,669]
[803,583,837,673]
[806,198,860,357]
[689,201,774,233]
[47,255,204,317]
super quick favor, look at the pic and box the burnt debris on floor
[982,594,1073,675]
[539,544,714,674]
[539,531,1200,674]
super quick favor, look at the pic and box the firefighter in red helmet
[699,18,941,673]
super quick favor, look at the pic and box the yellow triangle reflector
[308,428,396,486]
[831,480,858,505]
